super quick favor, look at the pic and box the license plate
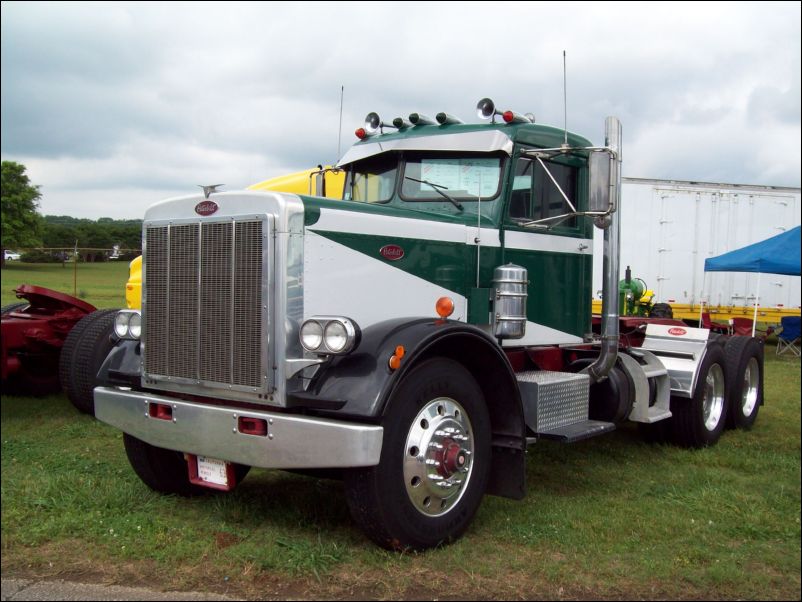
[188,454,235,491]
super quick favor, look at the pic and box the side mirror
[589,151,613,213]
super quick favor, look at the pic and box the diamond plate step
[537,419,616,443]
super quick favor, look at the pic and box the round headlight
[128,312,142,339]
[324,320,348,353]
[300,320,323,351]
[114,312,130,338]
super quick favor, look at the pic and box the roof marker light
[435,112,464,125]
[503,110,533,124]
[409,113,437,126]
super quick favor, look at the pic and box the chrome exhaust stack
[586,117,622,384]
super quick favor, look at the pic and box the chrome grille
[143,219,265,391]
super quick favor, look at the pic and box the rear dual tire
[59,309,119,415]
[723,336,763,430]
[669,344,727,448]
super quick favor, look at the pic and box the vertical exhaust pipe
[587,117,622,383]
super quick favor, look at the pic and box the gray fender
[298,317,527,499]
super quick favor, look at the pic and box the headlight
[324,320,348,352]
[300,316,359,355]
[114,312,130,338]
[300,320,323,351]
[128,312,142,338]
[114,310,141,340]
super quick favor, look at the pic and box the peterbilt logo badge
[380,244,404,261]
[668,327,687,336]
[195,201,219,216]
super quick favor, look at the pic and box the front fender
[297,318,501,419]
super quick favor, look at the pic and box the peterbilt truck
[93,99,764,550]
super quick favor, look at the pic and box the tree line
[2,160,142,265]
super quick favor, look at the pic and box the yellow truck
[125,166,344,309]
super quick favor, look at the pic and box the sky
[1,1,800,220]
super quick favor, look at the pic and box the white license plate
[196,455,229,487]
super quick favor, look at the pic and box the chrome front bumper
[94,387,383,469]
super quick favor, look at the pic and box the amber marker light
[388,345,405,371]
[436,296,455,318]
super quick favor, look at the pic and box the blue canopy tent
[702,226,801,335]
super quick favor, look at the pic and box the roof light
[502,110,533,124]
[409,113,437,126]
[436,112,464,125]
[355,127,367,139]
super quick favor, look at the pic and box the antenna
[562,51,568,148]
[337,85,344,162]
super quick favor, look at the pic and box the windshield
[400,154,503,201]
[342,153,398,203]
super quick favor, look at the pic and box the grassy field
[1,261,131,309]
[1,263,800,600]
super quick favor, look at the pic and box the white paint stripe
[311,208,592,255]
[304,230,467,328]
[504,230,593,255]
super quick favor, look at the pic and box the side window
[509,157,578,228]
[343,154,398,203]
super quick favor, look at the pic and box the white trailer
[593,178,802,311]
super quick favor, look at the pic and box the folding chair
[776,316,801,356]
[701,312,729,335]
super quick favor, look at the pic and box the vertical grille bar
[168,225,199,379]
[143,227,169,375]
[199,222,233,383]
[233,221,263,387]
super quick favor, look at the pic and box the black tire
[669,343,728,448]
[59,309,119,415]
[723,336,763,430]
[123,433,250,496]
[649,303,674,319]
[1,302,28,316]
[344,358,491,551]
[568,359,634,425]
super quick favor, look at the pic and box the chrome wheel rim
[740,357,760,417]
[703,363,726,431]
[403,397,474,517]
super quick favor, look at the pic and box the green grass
[1,351,799,599]
[1,261,800,598]
[1,261,131,309]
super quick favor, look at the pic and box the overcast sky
[2,1,800,220]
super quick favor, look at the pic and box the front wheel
[123,433,250,496]
[344,358,491,551]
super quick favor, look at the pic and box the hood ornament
[199,184,224,199]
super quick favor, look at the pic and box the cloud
[1,1,800,218]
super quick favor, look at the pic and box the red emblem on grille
[195,201,219,216]
[668,327,687,336]
[380,244,404,261]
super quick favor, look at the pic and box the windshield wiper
[405,177,464,211]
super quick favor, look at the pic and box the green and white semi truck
[93,99,764,550]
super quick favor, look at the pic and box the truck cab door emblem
[380,244,404,261]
